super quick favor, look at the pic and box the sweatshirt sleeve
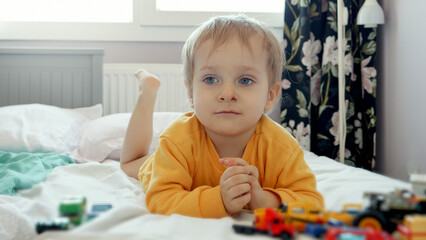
[263,145,324,208]
[140,137,228,218]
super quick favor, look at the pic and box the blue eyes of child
[203,77,254,85]
[204,77,218,84]
[239,78,253,85]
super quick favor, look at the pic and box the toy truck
[397,214,426,240]
[280,202,361,232]
[59,196,87,225]
[352,190,426,232]
[233,207,296,239]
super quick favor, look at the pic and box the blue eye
[204,77,218,84]
[239,78,254,85]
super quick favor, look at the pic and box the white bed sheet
[0,151,411,240]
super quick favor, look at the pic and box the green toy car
[59,196,87,225]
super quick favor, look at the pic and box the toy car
[305,218,346,238]
[397,214,426,240]
[280,202,360,232]
[353,190,426,232]
[325,226,394,240]
[233,207,296,239]
[87,203,113,220]
[35,217,71,234]
[59,196,87,225]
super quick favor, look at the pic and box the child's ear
[264,82,281,111]
[184,81,194,107]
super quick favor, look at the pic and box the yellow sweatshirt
[139,112,323,218]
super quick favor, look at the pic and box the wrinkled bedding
[0,151,74,196]
[0,151,411,240]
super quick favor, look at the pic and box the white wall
[376,0,426,181]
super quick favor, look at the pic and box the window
[290,207,305,214]
[309,210,322,215]
[156,0,283,13]
[0,0,132,23]
[0,0,283,41]
[141,0,284,28]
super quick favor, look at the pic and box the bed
[0,48,411,240]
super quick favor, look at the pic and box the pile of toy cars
[232,174,426,240]
[35,196,112,234]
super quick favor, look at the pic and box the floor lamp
[336,0,384,163]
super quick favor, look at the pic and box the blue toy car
[87,203,113,220]
[305,219,346,238]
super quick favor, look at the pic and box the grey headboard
[0,48,103,108]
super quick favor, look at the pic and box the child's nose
[218,83,237,102]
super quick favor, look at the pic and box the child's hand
[220,158,259,180]
[220,158,279,210]
[219,161,252,215]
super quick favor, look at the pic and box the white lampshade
[357,0,385,28]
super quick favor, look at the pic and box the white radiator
[103,64,191,115]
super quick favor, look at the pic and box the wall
[0,41,184,63]
[0,40,282,121]
[376,0,426,181]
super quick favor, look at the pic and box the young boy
[120,15,323,218]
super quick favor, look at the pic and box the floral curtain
[281,0,377,170]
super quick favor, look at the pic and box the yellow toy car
[280,202,361,231]
[397,214,426,240]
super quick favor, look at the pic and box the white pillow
[72,112,182,162]
[0,103,102,155]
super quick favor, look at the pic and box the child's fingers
[221,166,250,182]
[219,158,248,167]
[246,165,259,178]
[221,172,251,191]
[228,183,251,199]
[248,175,262,191]
[222,193,250,216]
[220,184,251,215]
[220,158,259,178]
[231,191,251,207]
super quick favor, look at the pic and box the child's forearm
[249,189,281,210]
[261,190,281,208]
[144,185,229,218]
[263,188,325,209]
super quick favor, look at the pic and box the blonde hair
[182,14,284,93]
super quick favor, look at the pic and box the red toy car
[233,208,296,239]
[325,227,394,240]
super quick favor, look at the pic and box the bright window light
[0,0,132,23]
[141,0,284,28]
[156,0,284,13]
[0,0,284,41]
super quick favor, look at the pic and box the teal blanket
[0,151,74,196]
